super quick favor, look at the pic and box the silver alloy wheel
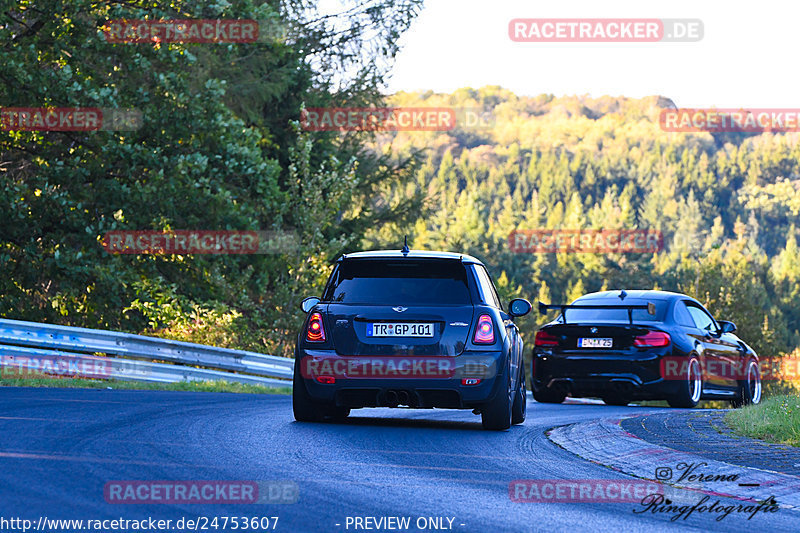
[689,358,702,404]
[747,360,762,404]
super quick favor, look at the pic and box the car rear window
[323,259,472,305]
[557,298,668,323]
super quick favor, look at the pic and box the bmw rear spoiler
[537,301,656,325]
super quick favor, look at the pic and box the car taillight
[534,330,559,347]
[473,314,495,344]
[306,312,326,342]
[633,331,670,347]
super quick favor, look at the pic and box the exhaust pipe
[385,390,399,407]
[611,381,635,394]
[552,381,571,395]
[398,390,410,406]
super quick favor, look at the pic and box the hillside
[364,87,800,358]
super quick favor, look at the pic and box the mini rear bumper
[297,349,506,408]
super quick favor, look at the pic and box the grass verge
[0,377,291,395]
[725,394,800,447]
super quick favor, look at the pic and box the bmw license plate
[367,323,434,337]
[578,337,613,348]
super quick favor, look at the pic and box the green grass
[725,394,800,447]
[0,377,291,395]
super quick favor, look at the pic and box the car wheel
[601,395,630,406]
[329,407,351,421]
[511,360,526,425]
[292,357,326,422]
[532,387,567,404]
[667,355,703,408]
[731,358,762,408]
[482,359,513,430]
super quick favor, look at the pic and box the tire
[292,356,326,422]
[730,358,762,408]
[667,355,703,408]
[602,395,630,406]
[482,359,513,430]
[532,387,567,404]
[330,407,351,420]
[511,361,526,425]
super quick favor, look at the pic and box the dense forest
[3,2,800,385]
[366,89,800,367]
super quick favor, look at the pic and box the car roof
[338,250,485,265]
[574,290,700,305]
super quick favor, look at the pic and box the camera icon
[655,467,672,481]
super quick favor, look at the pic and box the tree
[0,0,425,356]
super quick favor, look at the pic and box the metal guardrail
[0,318,294,388]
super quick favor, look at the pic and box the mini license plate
[578,337,613,348]
[367,323,434,338]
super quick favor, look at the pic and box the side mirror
[718,320,737,334]
[508,298,532,318]
[301,296,320,313]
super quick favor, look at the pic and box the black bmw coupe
[531,290,762,408]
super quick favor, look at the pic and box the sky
[370,0,800,108]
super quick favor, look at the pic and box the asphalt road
[0,387,796,533]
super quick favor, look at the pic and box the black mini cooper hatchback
[293,248,531,430]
